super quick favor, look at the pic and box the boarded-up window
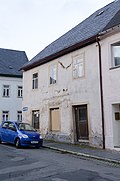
[50,108,60,131]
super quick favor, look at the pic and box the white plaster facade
[22,42,104,148]
[0,76,23,124]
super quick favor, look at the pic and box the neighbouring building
[21,0,120,150]
[0,48,28,124]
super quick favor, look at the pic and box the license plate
[31,141,38,144]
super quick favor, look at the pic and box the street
[0,143,120,181]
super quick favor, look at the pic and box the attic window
[9,65,13,69]
[97,10,104,16]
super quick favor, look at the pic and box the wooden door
[75,105,89,141]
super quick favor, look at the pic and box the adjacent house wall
[23,43,103,147]
[0,76,23,123]
[100,30,120,150]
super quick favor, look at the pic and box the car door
[7,123,17,143]
[0,122,9,142]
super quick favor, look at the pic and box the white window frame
[3,85,10,97]
[32,73,38,89]
[111,42,120,67]
[72,54,85,79]
[49,64,57,85]
[18,86,23,98]
[17,111,22,122]
[2,111,9,121]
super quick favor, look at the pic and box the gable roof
[22,0,120,71]
[0,48,28,77]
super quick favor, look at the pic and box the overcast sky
[0,0,114,60]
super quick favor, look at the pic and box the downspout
[96,36,105,149]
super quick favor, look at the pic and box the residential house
[21,0,120,150]
[0,48,28,124]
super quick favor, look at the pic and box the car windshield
[17,123,36,132]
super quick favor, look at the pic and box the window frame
[18,86,23,98]
[3,85,10,97]
[72,53,85,79]
[17,111,22,122]
[2,111,9,121]
[50,107,60,132]
[32,110,40,129]
[49,64,57,85]
[32,73,38,89]
[111,42,120,68]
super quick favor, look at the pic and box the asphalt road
[0,143,120,181]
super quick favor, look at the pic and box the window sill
[110,65,120,70]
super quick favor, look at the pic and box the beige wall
[22,42,103,147]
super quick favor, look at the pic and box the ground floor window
[50,108,60,131]
[17,111,22,122]
[32,110,40,129]
[2,111,9,121]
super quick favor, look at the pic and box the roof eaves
[99,23,120,36]
[22,35,97,71]
[0,74,22,78]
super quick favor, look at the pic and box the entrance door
[74,105,89,141]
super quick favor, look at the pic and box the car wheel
[15,138,21,148]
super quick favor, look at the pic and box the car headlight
[22,134,28,138]
[39,135,42,139]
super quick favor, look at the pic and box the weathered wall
[23,43,103,147]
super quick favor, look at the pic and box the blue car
[0,121,43,148]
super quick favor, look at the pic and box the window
[32,73,38,89]
[49,64,57,84]
[18,86,22,98]
[32,110,40,129]
[73,54,85,79]
[17,111,22,122]
[2,111,9,121]
[2,122,9,128]
[50,108,60,131]
[8,123,16,131]
[112,42,120,67]
[3,85,10,97]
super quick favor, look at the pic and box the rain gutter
[96,36,105,149]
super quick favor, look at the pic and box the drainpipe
[96,36,105,149]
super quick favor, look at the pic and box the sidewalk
[43,140,120,165]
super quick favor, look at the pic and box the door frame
[72,104,89,142]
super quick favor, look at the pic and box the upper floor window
[73,54,85,79]
[32,73,38,89]
[3,85,10,97]
[18,86,22,98]
[50,64,57,84]
[112,42,120,67]
[2,111,9,121]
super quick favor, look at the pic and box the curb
[43,145,120,165]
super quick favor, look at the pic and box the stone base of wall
[44,132,71,143]
[89,135,103,148]
[44,132,103,148]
